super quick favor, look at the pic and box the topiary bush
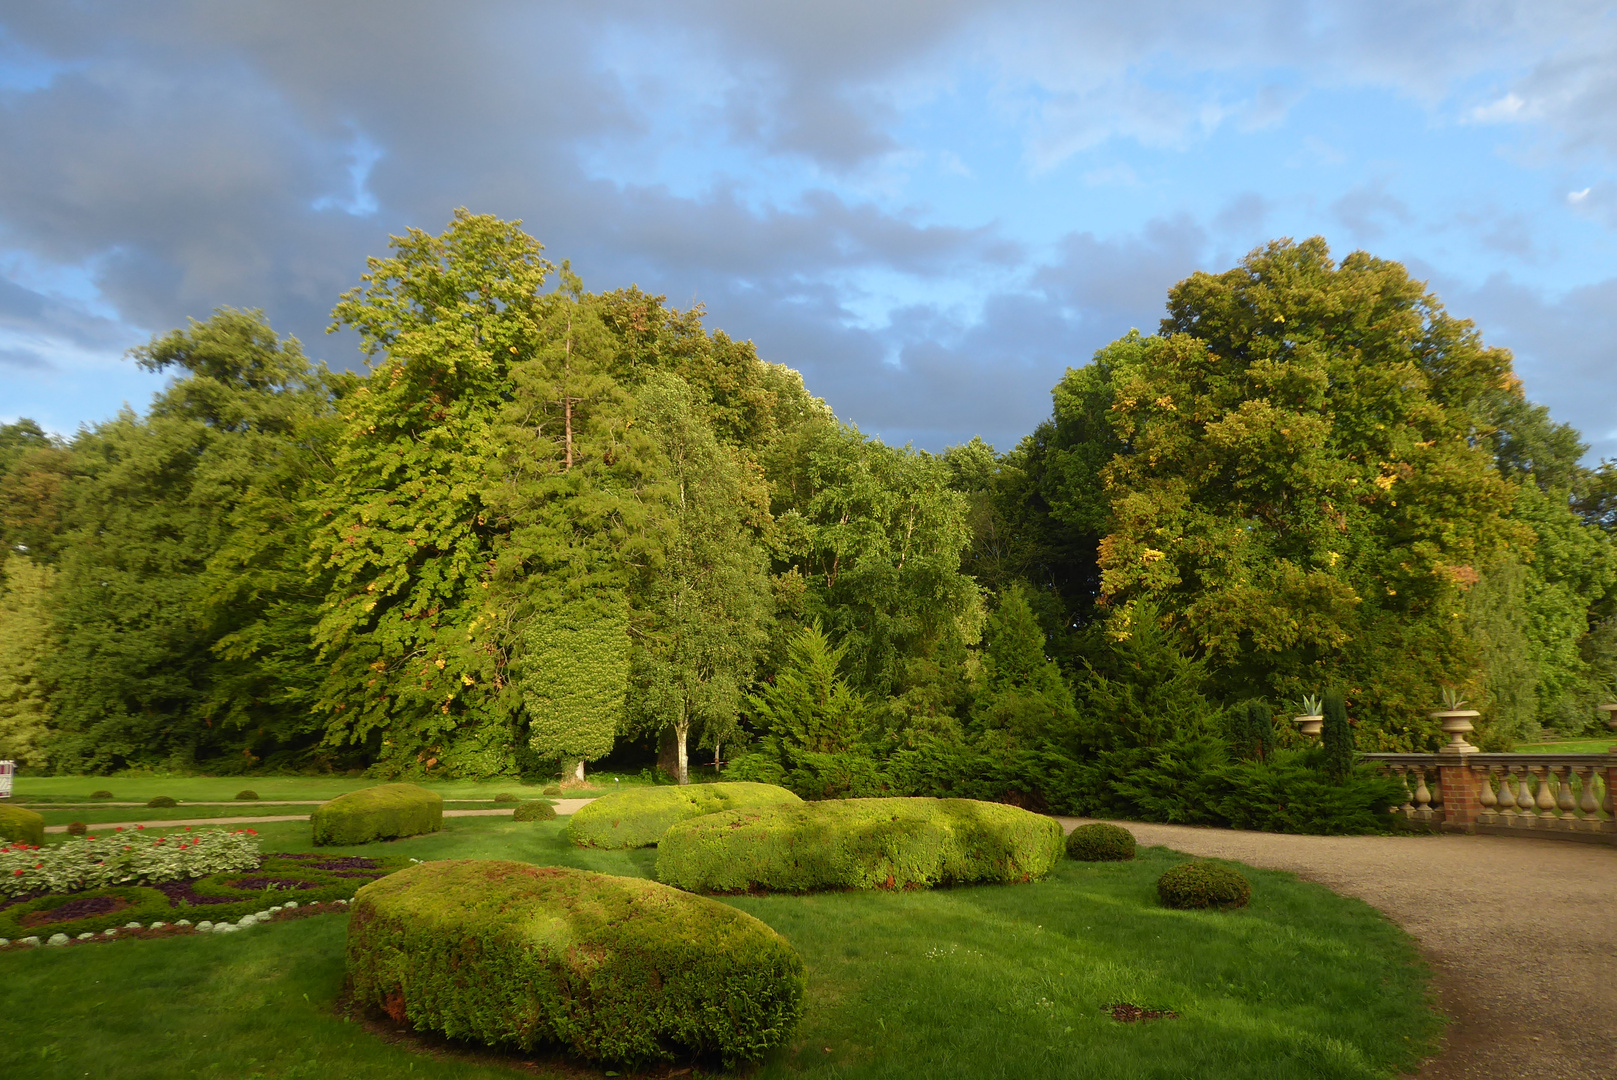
[89,790,114,800]
[146,796,178,809]
[511,800,557,822]
[541,784,562,797]
[568,782,802,849]
[235,790,260,801]
[656,797,1064,894]
[66,821,88,837]
[346,860,805,1066]
[0,804,46,846]
[311,784,443,846]
[1157,861,1252,910]
[492,792,518,803]
[1065,822,1136,861]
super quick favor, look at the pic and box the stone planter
[1597,703,1617,731]
[1292,714,1323,738]
[1430,709,1481,753]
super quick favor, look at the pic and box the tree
[970,583,1079,753]
[629,375,773,784]
[747,623,870,757]
[1321,689,1355,783]
[1092,238,1526,747]
[522,596,631,782]
[0,554,58,764]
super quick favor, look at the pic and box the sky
[1,1,1615,458]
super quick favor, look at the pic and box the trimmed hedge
[235,790,260,801]
[568,782,802,849]
[346,860,805,1066]
[1065,823,1136,862]
[146,796,178,809]
[0,804,45,846]
[655,797,1064,893]
[511,800,556,822]
[311,784,443,846]
[1157,861,1252,910]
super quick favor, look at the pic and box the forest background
[2,211,1613,830]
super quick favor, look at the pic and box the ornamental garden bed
[0,851,401,941]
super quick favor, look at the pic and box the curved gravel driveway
[1058,818,1617,1079]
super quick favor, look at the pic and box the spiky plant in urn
[1431,688,1480,753]
[1293,694,1324,739]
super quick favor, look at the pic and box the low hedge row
[311,783,442,846]
[345,860,805,1066]
[0,854,398,939]
[0,805,45,847]
[567,782,801,849]
[655,796,1064,893]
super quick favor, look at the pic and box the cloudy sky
[2,2,1615,457]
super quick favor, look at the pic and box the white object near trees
[1292,714,1324,738]
[0,760,13,799]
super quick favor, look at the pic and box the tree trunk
[562,759,585,786]
[675,718,690,786]
[656,728,679,779]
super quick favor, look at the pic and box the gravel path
[1059,818,1617,1079]
[41,800,596,833]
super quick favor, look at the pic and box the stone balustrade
[1364,752,1616,844]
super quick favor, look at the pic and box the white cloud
[1469,91,1529,123]
[1568,186,1591,203]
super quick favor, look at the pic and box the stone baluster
[1578,766,1601,818]
[1412,767,1433,821]
[1495,765,1517,817]
[1554,766,1577,818]
[1533,765,1557,825]
[1514,765,1536,826]
[1476,765,1499,825]
[1395,767,1415,816]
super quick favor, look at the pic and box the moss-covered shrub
[89,790,114,800]
[311,784,442,846]
[1157,861,1252,910]
[1065,823,1136,862]
[511,800,557,822]
[235,790,260,801]
[541,784,562,797]
[568,782,802,850]
[147,796,178,809]
[66,821,88,837]
[346,860,805,1066]
[0,804,46,846]
[492,792,518,803]
[656,797,1064,893]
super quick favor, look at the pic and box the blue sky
[2,1,1615,457]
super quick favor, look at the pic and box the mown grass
[0,817,1442,1080]
[1511,738,1615,754]
[11,774,642,804]
[28,801,514,829]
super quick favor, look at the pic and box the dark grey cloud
[1331,181,1414,242]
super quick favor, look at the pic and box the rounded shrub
[657,797,1065,894]
[1065,823,1136,862]
[568,782,802,850]
[311,783,443,846]
[492,792,518,803]
[89,790,114,800]
[1157,861,1252,910]
[540,784,562,797]
[146,796,178,809]
[0,805,46,846]
[235,790,260,801]
[66,821,88,837]
[511,800,557,822]
[346,860,805,1066]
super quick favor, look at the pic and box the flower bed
[0,852,396,939]
[1,827,261,897]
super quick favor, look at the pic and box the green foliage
[310,783,443,846]
[1238,699,1276,762]
[1321,689,1354,783]
[66,821,87,836]
[0,554,57,765]
[235,790,259,801]
[971,582,1079,751]
[1157,861,1252,910]
[567,781,801,849]
[146,796,178,809]
[1064,822,1136,861]
[0,804,44,846]
[492,792,517,803]
[521,595,630,769]
[748,623,870,757]
[654,797,1064,893]
[345,860,806,1066]
[510,799,557,822]
[89,790,113,800]
[1211,751,1405,835]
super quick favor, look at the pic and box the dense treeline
[2,217,1613,824]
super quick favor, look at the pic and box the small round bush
[511,800,557,822]
[492,792,518,803]
[235,790,259,801]
[1157,861,1252,910]
[0,804,45,846]
[89,790,114,800]
[310,783,442,846]
[1065,823,1136,862]
[146,796,178,809]
[66,821,88,837]
[540,784,562,797]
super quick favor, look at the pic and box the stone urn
[1292,713,1324,739]
[1598,703,1617,731]
[1429,709,1481,753]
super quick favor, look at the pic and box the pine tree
[0,554,58,765]
[1322,689,1355,782]
[747,624,870,758]
[971,582,1079,751]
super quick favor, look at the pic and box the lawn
[1511,738,1615,754]
[0,815,1442,1080]
[7,773,645,804]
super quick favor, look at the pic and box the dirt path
[1059,818,1617,1079]
[41,800,596,833]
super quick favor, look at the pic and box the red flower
[247,829,257,835]
[12,869,21,876]
[115,827,123,832]
[136,825,145,831]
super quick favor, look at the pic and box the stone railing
[1364,751,1616,844]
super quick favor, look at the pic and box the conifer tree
[1322,689,1355,782]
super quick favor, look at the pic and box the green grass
[25,801,516,831]
[1511,738,1614,754]
[0,817,1442,1080]
[9,774,645,804]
